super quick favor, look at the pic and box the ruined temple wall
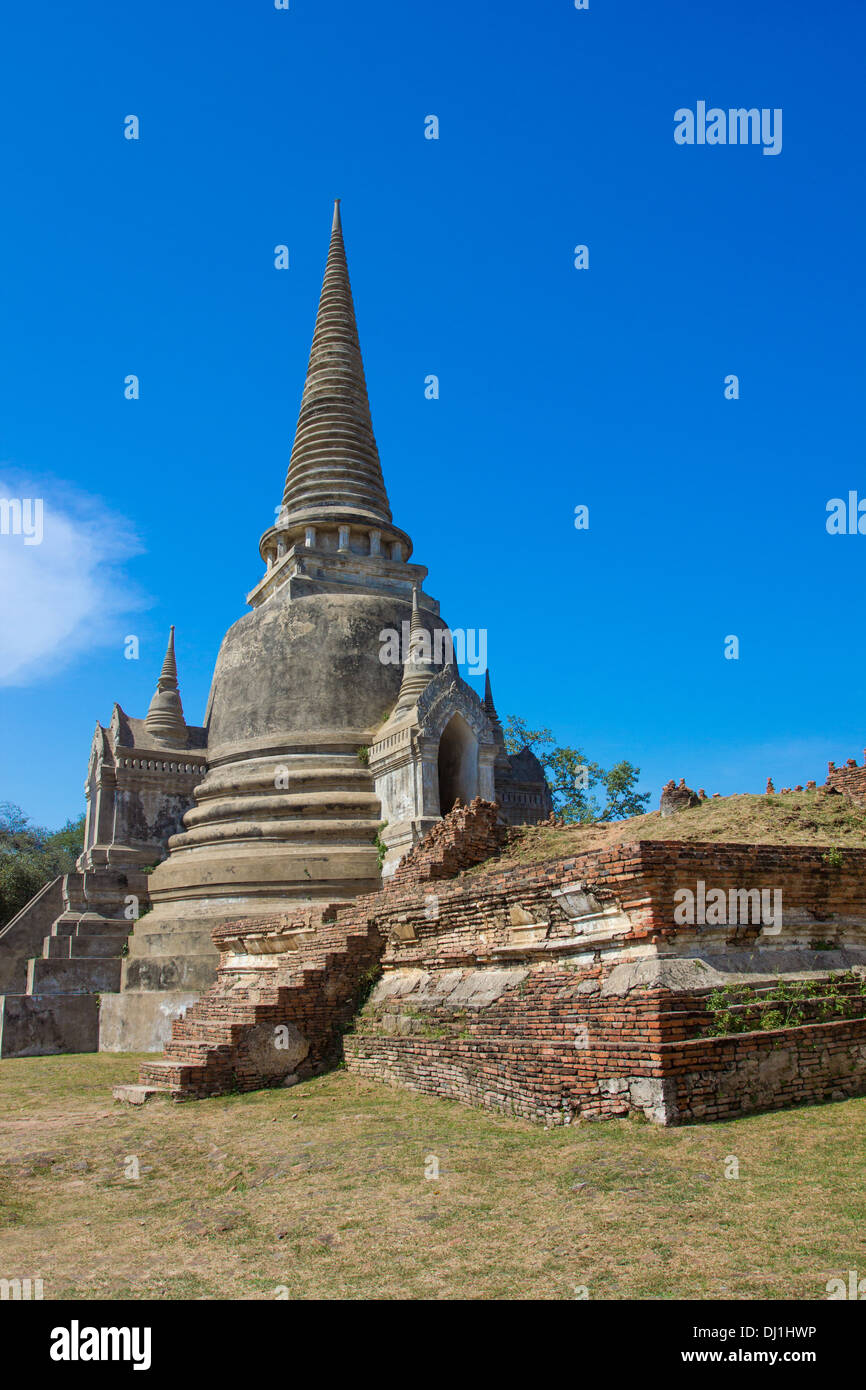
[343,838,866,1125]
[139,801,866,1121]
[214,834,866,968]
[345,956,866,1127]
[373,838,866,968]
[663,1017,866,1123]
[344,963,676,1125]
[825,756,866,802]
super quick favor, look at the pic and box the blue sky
[1,0,864,827]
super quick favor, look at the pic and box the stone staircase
[1,865,153,1058]
[26,867,151,995]
[125,916,384,1102]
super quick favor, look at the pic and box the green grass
[0,1053,864,1300]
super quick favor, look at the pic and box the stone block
[26,957,122,996]
[0,994,99,1058]
[99,990,199,1052]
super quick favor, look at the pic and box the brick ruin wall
[140,801,866,1125]
[345,966,866,1126]
[825,753,866,802]
[343,838,866,1125]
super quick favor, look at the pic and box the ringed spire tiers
[257,201,414,592]
[281,199,391,528]
[143,627,187,748]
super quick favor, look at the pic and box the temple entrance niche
[437,713,479,814]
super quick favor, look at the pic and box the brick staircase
[113,800,510,1104]
[130,919,384,1101]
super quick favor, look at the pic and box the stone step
[26,957,123,996]
[171,1011,288,1041]
[123,930,223,958]
[43,934,128,959]
[138,1059,208,1085]
[51,916,135,938]
[112,1084,165,1105]
[182,794,381,831]
[162,1047,232,1065]
[121,952,220,994]
[173,1020,258,1042]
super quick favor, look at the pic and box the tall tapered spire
[158,625,179,687]
[144,627,187,748]
[280,200,392,529]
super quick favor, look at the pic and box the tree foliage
[0,802,85,930]
[503,717,650,824]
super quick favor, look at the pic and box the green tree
[0,802,86,929]
[503,718,650,825]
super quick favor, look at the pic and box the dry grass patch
[475,792,866,874]
[0,1054,864,1299]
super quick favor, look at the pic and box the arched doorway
[437,713,479,814]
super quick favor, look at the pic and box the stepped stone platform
[116,800,866,1127]
[0,866,151,1058]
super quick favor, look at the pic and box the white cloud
[0,473,148,686]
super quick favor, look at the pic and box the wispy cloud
[0,472,148,686]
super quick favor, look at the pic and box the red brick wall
[387,797,510,886]
[826,754,866,801]
[665,1017,866,1122]
[343,837,866,1125]
[345,964,866,1126]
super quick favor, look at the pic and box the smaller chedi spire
[144,627,188,748]
[394,586,440,712]
[483,669,506,747]
[158,626,179,686]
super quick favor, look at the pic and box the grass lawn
[0,1053,863,1300]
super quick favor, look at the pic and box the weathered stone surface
[628,1077,678,1125]
[600,957,726,997]
[238,1022,309,1078]
[369,966,528,1011]
[112,1084,160,1105]
[0,994,98,1058]
[98,990,199,1053]
[27,957,122,996]
[0,876,64,995]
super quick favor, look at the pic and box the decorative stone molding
[416,669,496,745]
[224,926,318,957]
[506,904,550,946]
[551,881,630,937]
